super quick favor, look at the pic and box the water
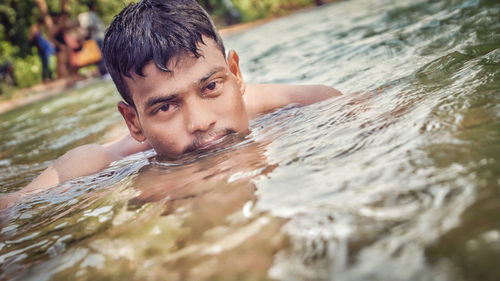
[0,0,499,279]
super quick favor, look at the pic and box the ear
[117,101,147,143]
[227,50,246,95]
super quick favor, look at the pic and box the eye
[153,103,175,115]
[206,82,217,90]
[203,80,223,96]
[159,104,170,112]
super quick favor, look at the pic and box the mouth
[197,133,231,150]
[184,129,236,154]
[153,129,250,164]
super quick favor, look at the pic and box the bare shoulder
[103,133,151,158]
[25,144,120,195]
[0,144,122,209]
[1,134,150,209]
[244,84,342,118]
[53,144,122,179]
[28,134,148,193]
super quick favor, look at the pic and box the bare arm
[244,84,342,117]
[29,134,150,190]
[0,134,150,209]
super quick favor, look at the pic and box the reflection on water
[1,0,499,280]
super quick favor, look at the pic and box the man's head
[104,0,225,106]
[103,0,248,160]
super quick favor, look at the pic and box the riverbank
[0,75,101,114]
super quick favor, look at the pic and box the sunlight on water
[0,0,499,280]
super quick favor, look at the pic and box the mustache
[182,129,236,154]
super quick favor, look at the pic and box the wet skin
[119,38,249,160]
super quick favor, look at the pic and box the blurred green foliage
[232,0,317,22]
[0,0,328,94]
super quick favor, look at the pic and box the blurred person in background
[78,0,107,76]
[52,11,81,79]
[29,19,55,82]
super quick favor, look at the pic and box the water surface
[1,0,499,280]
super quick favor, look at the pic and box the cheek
[142,120,187,154]
[217,81,247,125]
[221,97,248,129]
[232,99,248,122]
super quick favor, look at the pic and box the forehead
[124,38,227,105]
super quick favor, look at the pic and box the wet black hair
[103,0,226,107]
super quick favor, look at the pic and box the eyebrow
[200,66,225,83]
[145,94,178,109]
[144,66,226,109]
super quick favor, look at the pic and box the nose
[185,97,217,134]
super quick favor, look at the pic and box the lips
[184,129,235,154]
[197,133,229,150]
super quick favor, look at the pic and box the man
[0,0,341,208]
[77,1,107,75]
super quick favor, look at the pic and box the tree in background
[1,0,42,91]
[199,0,241,25]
